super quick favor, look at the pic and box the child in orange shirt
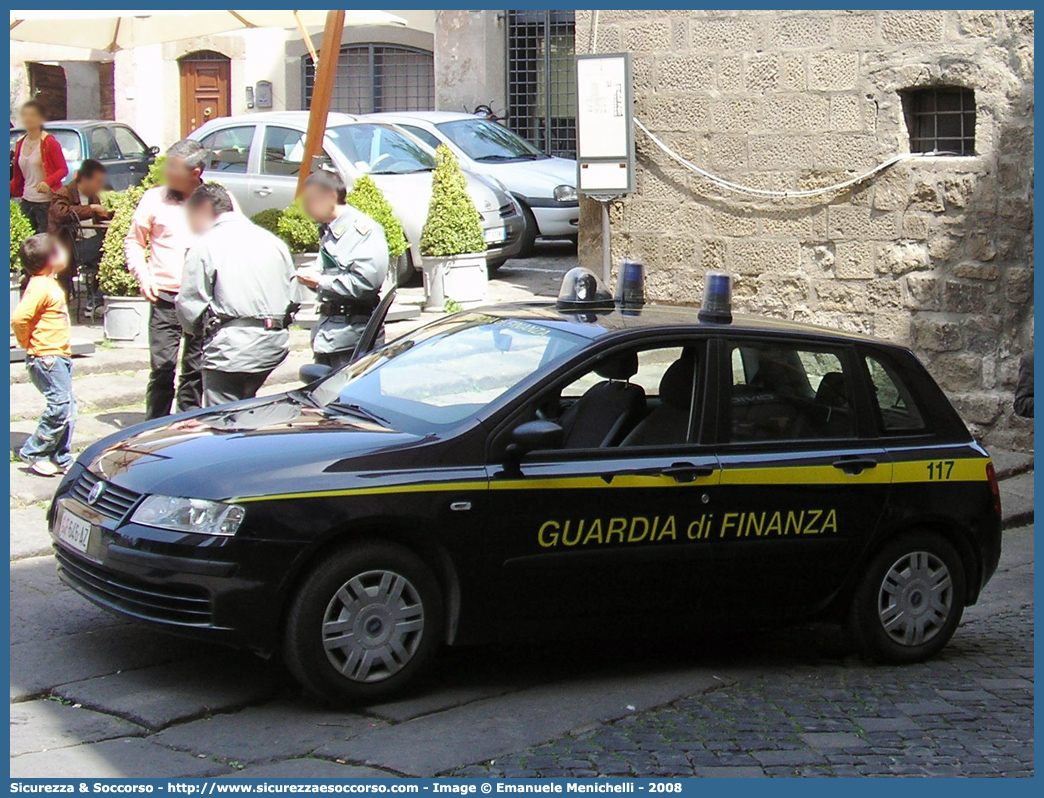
[11,234,76,476]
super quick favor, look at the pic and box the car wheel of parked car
[517,203,538,258]
[848,531,965,664]
[284,542,444,702]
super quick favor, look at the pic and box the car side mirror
[299,363,332,385]
[148,145,160,156]
[507,420,563,460]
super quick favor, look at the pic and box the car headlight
[554,185,578,202]
[131,495,246,537]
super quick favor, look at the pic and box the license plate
[57,509,92,555]
[484,227,507,244]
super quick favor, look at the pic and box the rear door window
[864,354,927,433]
[727,340,857,442]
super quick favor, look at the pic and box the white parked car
[189,112,524,281]
[365,112,578,256]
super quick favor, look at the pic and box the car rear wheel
[848,531,965,664]
[284,542,443,703]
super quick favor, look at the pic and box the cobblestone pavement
[455,551,1034,778]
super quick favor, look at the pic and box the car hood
[84,395,428,501]
[478,156,576,196]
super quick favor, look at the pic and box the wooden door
[28,63,67,120]
[179,52,231,138]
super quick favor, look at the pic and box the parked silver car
[189,112,523,279]
[367,112,579,256]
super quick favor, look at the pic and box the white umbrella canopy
[9,9,406,52]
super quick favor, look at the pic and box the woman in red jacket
[11,100,69,232]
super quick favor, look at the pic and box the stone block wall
[576,10,1034,450]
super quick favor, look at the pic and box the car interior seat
[808,371,854,437]
[559,352,646,448]
[620,350,697,447]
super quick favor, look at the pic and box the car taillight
[986,461,1002,517]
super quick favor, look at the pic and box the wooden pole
[295,8,345,198]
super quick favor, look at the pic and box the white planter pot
[421,253,488,311]
[103,295,150,347]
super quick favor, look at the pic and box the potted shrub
[250,208,283,236]
[346,174,410,286]
[10,201,33,311]
[98,158,165,346]
[276,199,321,267]
[10,201,33,347]
[419,145,488,310]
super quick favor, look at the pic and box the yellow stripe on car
[232,458,989,503]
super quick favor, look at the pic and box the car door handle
[660,462,715,483]
[832,457,878,475]
[255,186,272,197]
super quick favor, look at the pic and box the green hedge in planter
[251,208,283,236]
[420,145,486,257]
[98,186,146,297]
[276,200,320,254]
[10,202,34,275]
[346,175,408,259]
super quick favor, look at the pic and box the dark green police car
[49,270,1002,702]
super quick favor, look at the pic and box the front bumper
[49,474,303,654]
[531,204,580,238]
[483,205,524,263]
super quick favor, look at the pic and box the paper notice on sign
[577,56,629,159]
[579,161,630,192]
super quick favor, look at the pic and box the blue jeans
[20,356,76,467]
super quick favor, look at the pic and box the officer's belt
[318,297,379,317]
[220,317,289,331]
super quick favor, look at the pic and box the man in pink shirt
[125,140,209,419]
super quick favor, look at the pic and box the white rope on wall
[634,117,949,201]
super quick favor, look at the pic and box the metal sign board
[575,52,634,196]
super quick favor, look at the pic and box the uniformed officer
[177,183,296,407]
[295,170,389,369]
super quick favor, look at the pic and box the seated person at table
[48,158,110,306]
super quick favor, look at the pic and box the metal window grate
[303,44,434,115]
[506,10,577,158]
[902,86,976,156]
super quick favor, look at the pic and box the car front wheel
[284,542,443,703]
[848,532,966,664]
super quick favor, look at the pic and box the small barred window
[901,86,976,156]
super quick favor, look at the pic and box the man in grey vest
[177,184,295,406]
[295,170,389,369]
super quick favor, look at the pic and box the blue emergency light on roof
[556,267,614,311]
[699,270,733,324]
[615,259,645,313]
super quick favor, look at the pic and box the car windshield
[306,314,587,433]
[325,124,435,175]
[11,129,82,162]
[436,119,546,162]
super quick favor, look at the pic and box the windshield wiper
[474,154,518,162]
[323,401,390,426]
